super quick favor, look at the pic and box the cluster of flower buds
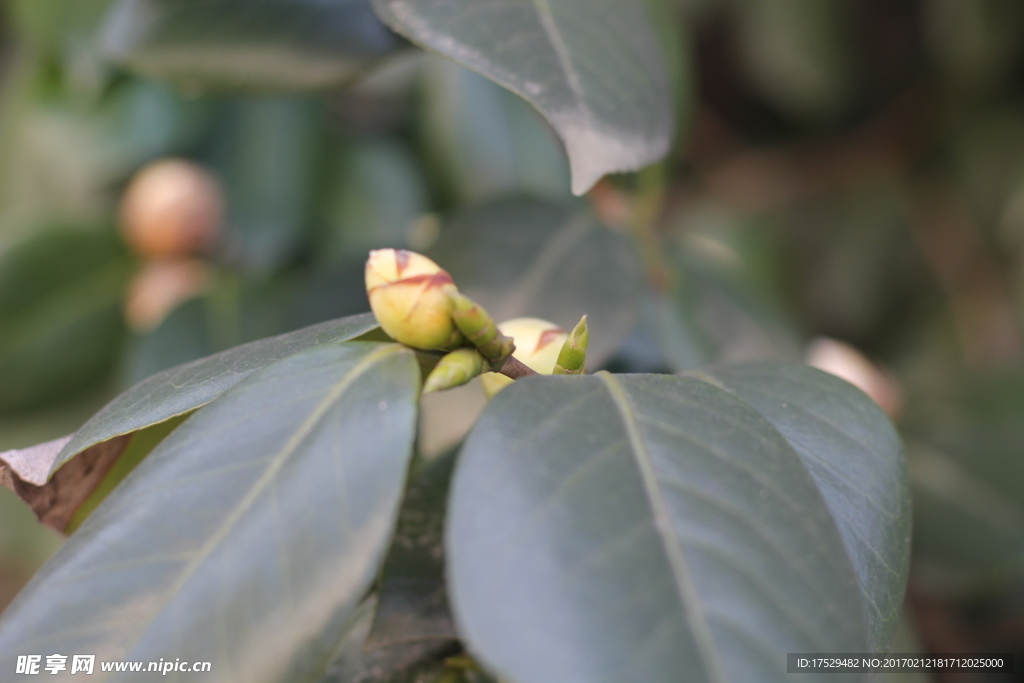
[365,249,589,394]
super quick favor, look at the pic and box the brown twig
[497,355,538,380]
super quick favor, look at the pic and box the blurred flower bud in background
[124,259,211,332]
[806,337,904,418]
[120,159,223,259]
[480,318,568,397]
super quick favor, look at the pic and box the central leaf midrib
[529,0,592,121]
[597,372,730,683]
[107,343,404,676]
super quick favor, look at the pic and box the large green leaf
[0,229,130,413]
[0,341,420,681]
[374,0,673,194]
[428,197,642,366]
[697,363,911,652]
[449,370,907,682]
[54,312,379,473]
[101,0,404,91]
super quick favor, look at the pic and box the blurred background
[1,0,1023,678]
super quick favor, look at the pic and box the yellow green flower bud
[423,347,487,394]
[553,315,589,375]
[480,318,568,397]
[365,249,463,350]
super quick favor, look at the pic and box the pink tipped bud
[365,249,461,350]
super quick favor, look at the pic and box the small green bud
[423,347,487,394]
[552,315,588,375]
[448,291,515,370]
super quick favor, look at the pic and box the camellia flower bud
[365,249,463,350]
[480,318,568,397]
[806,337,903,418]
[120,159,222,258]
[124,258,210,332]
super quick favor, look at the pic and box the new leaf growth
[553,315,588,375]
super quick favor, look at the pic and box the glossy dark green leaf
[698,363,911,652]
[0,342,420,681]
[429,197,642,365]
[54,312,379,473]
[0,229,130,413]
[374,0,673,194]
[448,371,904,682]
[101,0,403,92]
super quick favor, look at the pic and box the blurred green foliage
[0,0,1023,661]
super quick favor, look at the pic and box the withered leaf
[1,435,131,534]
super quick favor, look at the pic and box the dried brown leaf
[0,435,131,534]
